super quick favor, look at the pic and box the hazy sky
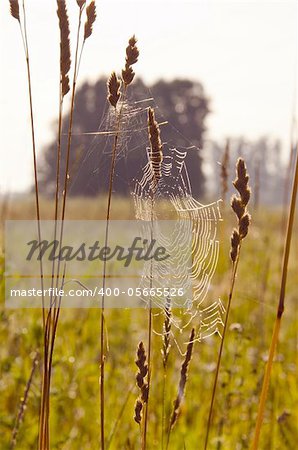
[0,0,297,192]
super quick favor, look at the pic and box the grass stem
[250,143,298,449]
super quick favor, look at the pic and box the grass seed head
[57,0,71,97]
[134,340,149,423]
[230,158,251,262]
[107,72,121,108]
[76,0,86,8]
[231,196,245,220]
[239,212,251,239]
[230,229,240,263]
[84,1,97,41]
[9,0,20,21]
[233,158,251,206]
[122,35,139,85]
[134,399,143,424]
[148,107,163,187]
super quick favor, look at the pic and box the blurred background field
[0,197,297,449]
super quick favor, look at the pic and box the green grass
[0,197,297,449]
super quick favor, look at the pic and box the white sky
[0,0,297,192]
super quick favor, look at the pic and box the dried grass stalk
[230,158,251,261]
[84,0,96,41]
[9,0,20,21]
[204,158,251,450]
[107,72,121,108]
[100,37,139,449]
[57,0,71,97]
[148,107,163,188]
[122,35,139,86]
[142,105,161,450]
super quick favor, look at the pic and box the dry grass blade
[107,72,121,108]
[148,107,163,188]
[57,0,71,97]
[250,143,298,449]
[167,328,195,449]
[122,35,139,85]
[9,0,20,21]
[204,158,251,450]
[84,0,96,41]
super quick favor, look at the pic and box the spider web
[66,87,224,339]
[133,145,224,340]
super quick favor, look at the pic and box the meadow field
[2,1,298,449]
[0,196,297,449]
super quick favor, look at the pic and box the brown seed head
[134,399,143,424]
[122,35,139,85]
[239,213,251,239]
[230,158,251,262]
[84,1,96,41]
[61,75,70,98]
[107,72,121,108]
[134,341,149,413]
[76,0,86,8]
[141,384,149,403]
[148,107,163,188]
[231,196,245,220]
[57,0,71,97]
[9,0,20,21]
[230,229,240,263]
[233,158,251,206]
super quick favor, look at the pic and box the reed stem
[100,86,127,450]
[19,0,45,326]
